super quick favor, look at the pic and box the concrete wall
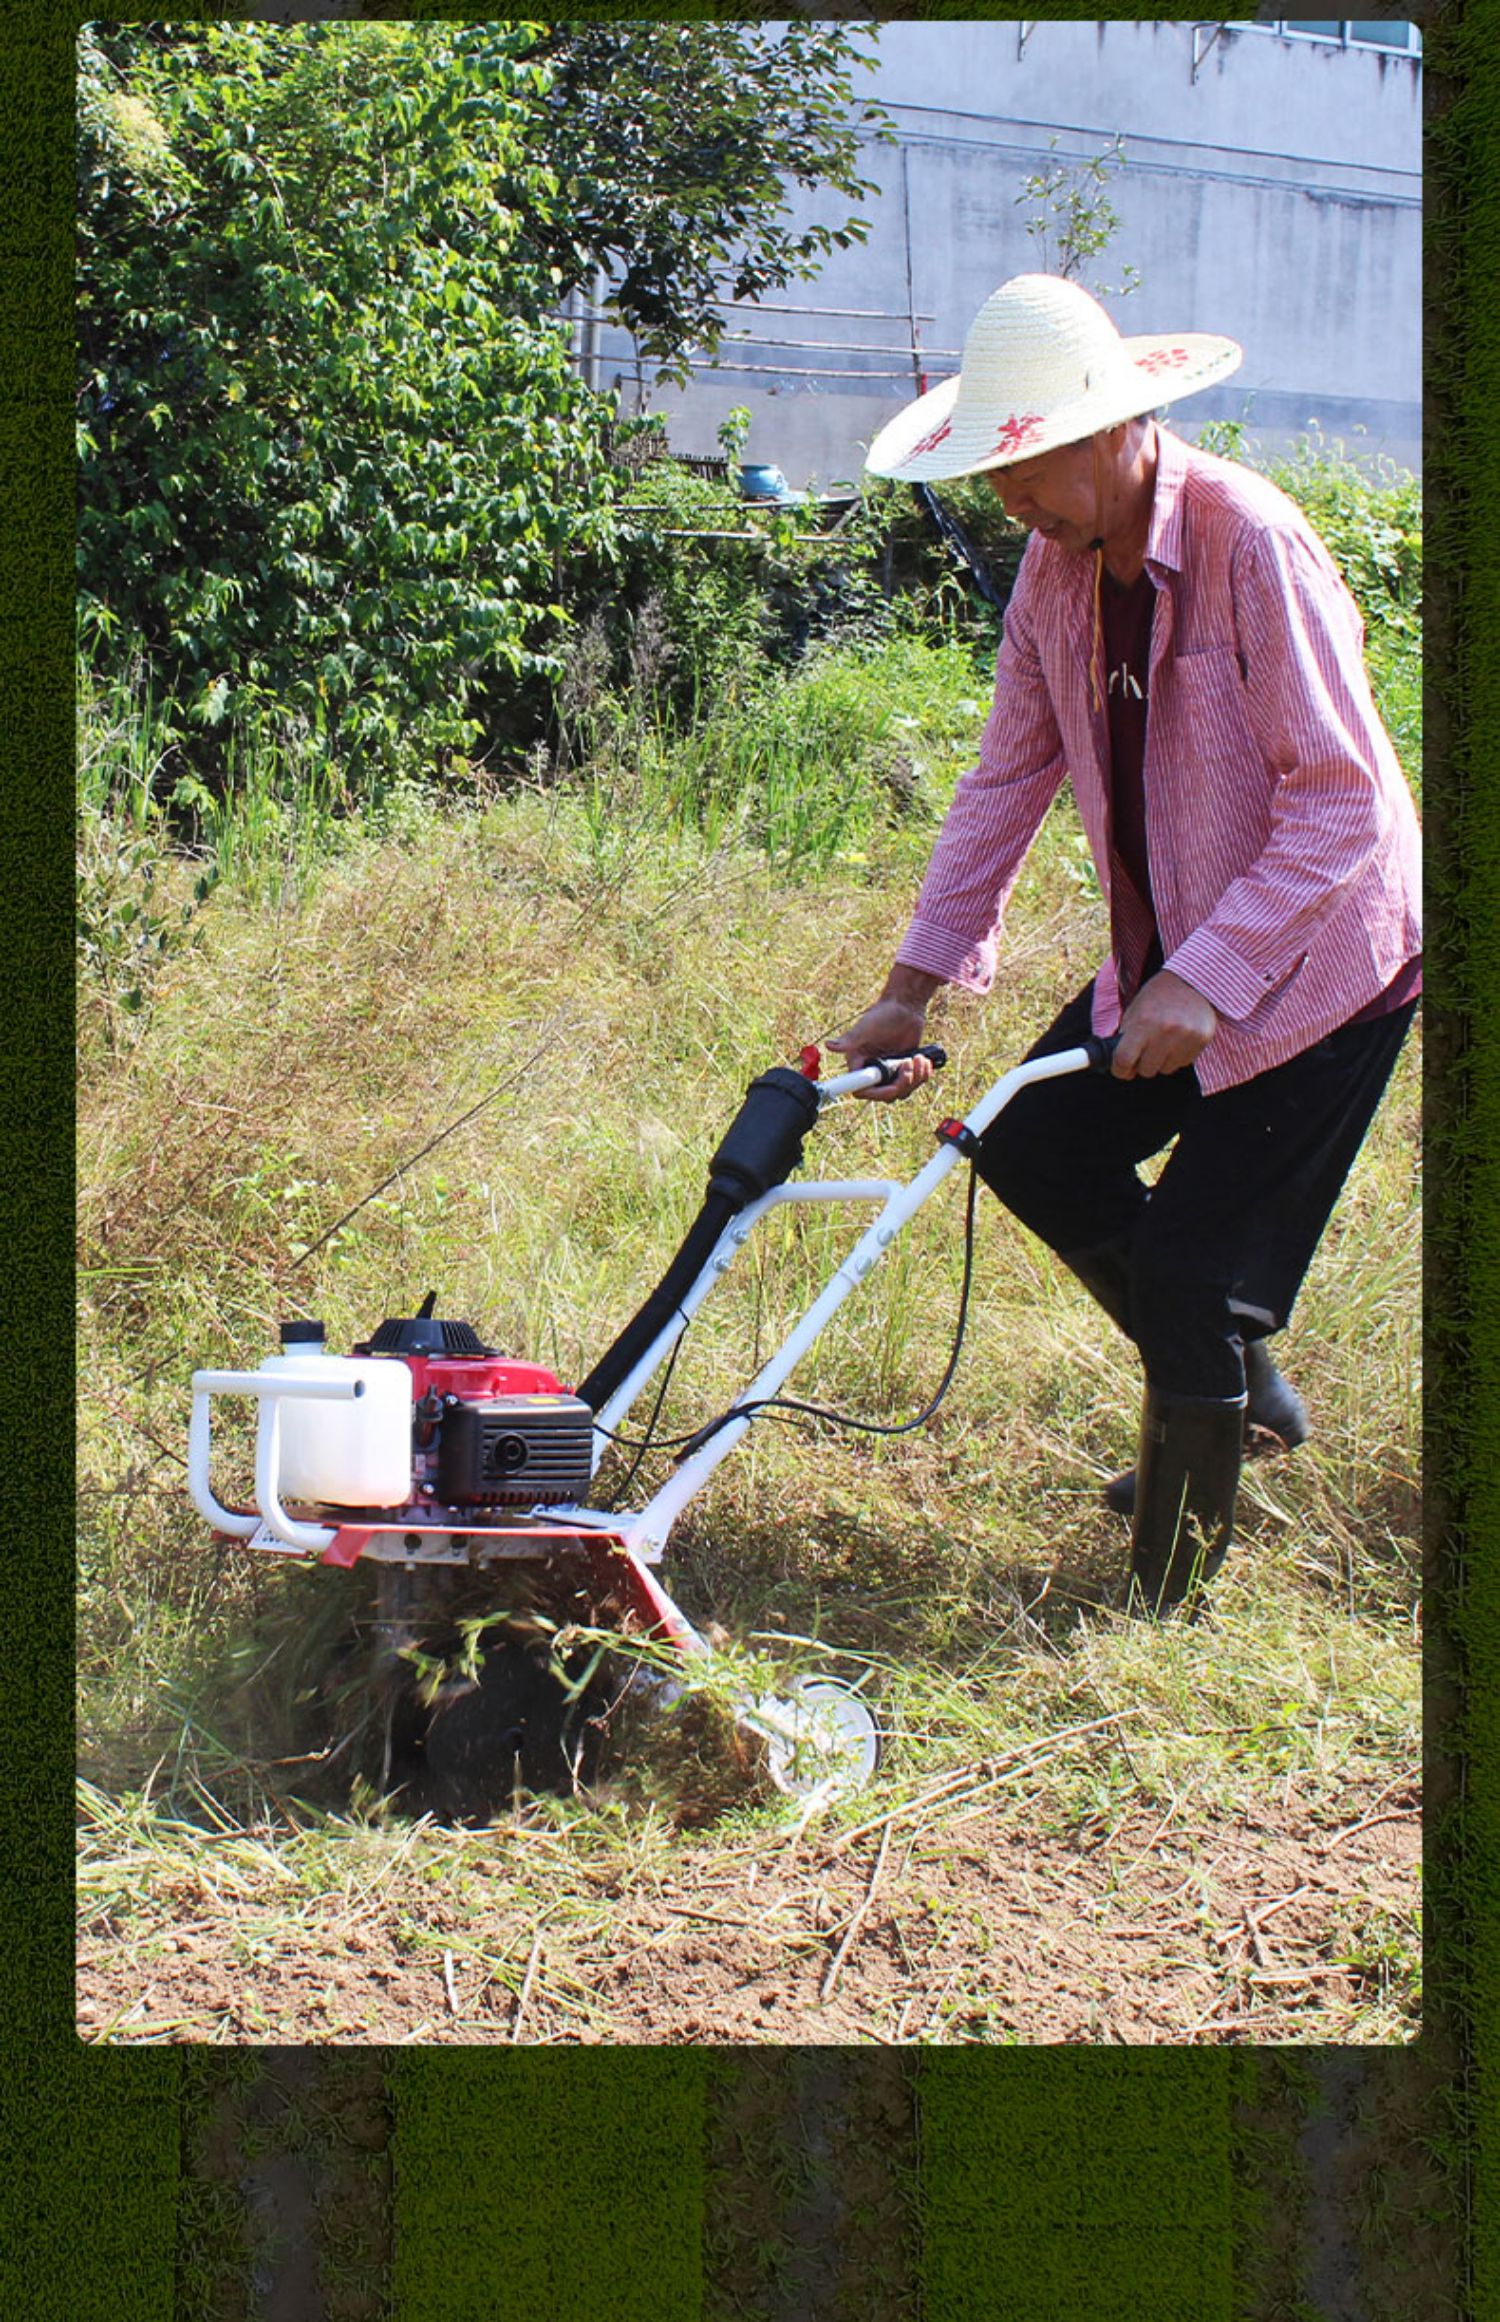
[600,19,1420,486]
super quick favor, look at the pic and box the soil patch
[81,1780,1418,2046]
[220,2053,330,2322]
[1299,2052,1370,2320]
[1230,2036,1464,2322]
[178,2054,392,2321]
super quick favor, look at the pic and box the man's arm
[829,554,1067,1102]
[892,547,1069,997]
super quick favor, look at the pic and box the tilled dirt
[1299,2052,1372,2321]
[1229,2038,1464,2322]
[77,1779,1418,2046]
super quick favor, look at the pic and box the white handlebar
[187,1369,362,1549]
[817,1047,944,1104]
[815,1063,888,1100]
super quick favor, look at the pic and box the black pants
[973,980,1417,1399]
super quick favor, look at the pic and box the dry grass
[77,724,1421,2044]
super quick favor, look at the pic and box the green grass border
[1425,8,1496,2313]
[9,5,1483,2314]
[5,2051,183,2320]
[0,4,169,2319]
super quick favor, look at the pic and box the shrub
[557,453,897,743]
[77,23,617,794]
[1196,420,1421,643]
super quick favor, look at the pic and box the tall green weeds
[543,630,991,895]
[76,654,206,1049]
[169,715,348,906]
[1198,420,1422,794]
[652,635,990,870]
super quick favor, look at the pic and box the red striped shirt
[896,428,1423,1093]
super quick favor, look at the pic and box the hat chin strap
[1089,429,1110,555]
[1089,437,1108,712]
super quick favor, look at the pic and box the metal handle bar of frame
[590,1033,1119,1479]
[615,1038,1113,1557]
[588,1177,907,1467]
[188,1368,365,1547]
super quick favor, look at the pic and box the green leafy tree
[1015,134,1140,300]
[515,20,890,384]
[77,20,616,778]
[77,20,891,786]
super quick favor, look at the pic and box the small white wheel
[756,1677,881,1799]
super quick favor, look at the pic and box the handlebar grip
[1084,1033,1121,1073]
[869,1043,947,1086]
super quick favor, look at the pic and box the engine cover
[435,1393,594,1507]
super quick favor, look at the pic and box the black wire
[680,1162,983,1457]
[591,1164,983,1469]
[594,1320,690,1507]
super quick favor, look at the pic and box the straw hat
[866,273,1242,483]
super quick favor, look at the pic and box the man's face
[984,435,1100,554]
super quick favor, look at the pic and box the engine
[354,1304,595,1512]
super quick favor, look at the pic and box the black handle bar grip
[1084,1033,1121,1073]
[868,1042,947,1085]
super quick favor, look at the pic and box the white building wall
[602,19,1420,485]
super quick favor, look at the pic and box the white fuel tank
[258,1323,413,1507]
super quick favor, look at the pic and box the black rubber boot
[1127,1387,1245,1617]
[1105,1338,1307,1516]
[1242,1338,1310,1446]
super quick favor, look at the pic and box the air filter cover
[362,1313,496,1359]
[436,1394,594,1507]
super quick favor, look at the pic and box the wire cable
[597,1320,690,1508]
[592,1163,983,1468]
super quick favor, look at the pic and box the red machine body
[399,1353,567,1401]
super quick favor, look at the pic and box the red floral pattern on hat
[1135,346,1193,376]
[992,412,1045,458]
[908,416,953,460]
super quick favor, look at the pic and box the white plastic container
[258,1332,414,1508]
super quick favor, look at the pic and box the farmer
[830,273,1421,1615]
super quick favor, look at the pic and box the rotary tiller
[189,1033,1117,1806]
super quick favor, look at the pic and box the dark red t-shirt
[1099,561,1419,1026]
